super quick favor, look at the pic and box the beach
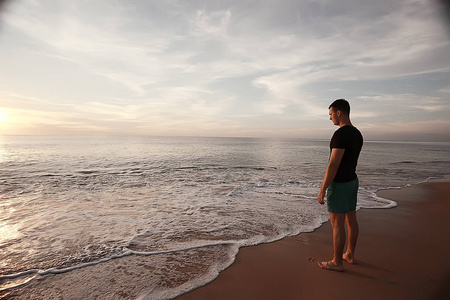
[177,179,450,300]
[3,178,449,299]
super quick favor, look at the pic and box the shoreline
[176,178,450,300]
[3,177,449,299]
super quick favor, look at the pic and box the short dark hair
[329,99,350,115]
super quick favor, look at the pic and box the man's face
[329,107,340,126]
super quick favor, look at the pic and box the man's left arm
[317,148,345,205]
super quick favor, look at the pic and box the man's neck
[339,118,352,127]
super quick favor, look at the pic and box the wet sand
[177,179,450,300]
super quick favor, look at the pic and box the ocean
[0,135,449,299]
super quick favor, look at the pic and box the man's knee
[345,212,359,234]
[330,212,346,228]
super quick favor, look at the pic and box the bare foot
[343,252,355,264]
[317,261,344,272]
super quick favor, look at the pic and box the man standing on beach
[317,99,363,272]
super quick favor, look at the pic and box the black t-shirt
[330,125,363,182]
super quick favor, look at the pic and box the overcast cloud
[0,0,449,141]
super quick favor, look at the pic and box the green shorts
[326,177,359,213]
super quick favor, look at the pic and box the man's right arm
[317,148,345,205]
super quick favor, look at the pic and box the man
[317,99,363,272]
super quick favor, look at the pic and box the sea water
[0,136,448,298]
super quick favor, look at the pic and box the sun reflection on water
[0,135,7,163]
[0,200,21,247]
[0,223,20,242]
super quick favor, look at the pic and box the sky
[0,0,449,141]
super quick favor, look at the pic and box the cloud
[439,87,450,94]
[191,9,231,37]
[360,119,450,142]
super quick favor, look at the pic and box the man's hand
[317,190,325,205]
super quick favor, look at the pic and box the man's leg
[318,212,345,271]
[331,212,346,265]
[343,210,359,264]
